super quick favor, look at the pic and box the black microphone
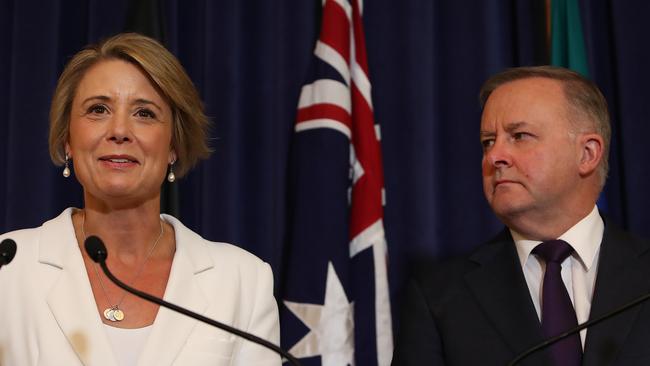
[509,291,650,365]
[0,239,17,269]
[84,235,301,366]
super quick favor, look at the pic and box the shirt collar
[512,205,604,270]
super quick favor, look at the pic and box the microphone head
[84,236,108,263]
[0,239,17,265]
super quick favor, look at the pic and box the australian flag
[280,0,392,365]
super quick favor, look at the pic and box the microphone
[84,235,301,366]
[0,239,17,269]
[509,291,650,365]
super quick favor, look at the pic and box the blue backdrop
[2,0,650,333]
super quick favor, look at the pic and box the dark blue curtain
[2,0,649,333]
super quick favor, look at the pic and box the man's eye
[136,109,156,119]
[513,132,530,140]
[481,139,495,148]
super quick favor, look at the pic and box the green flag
[550,0,589,76]
[550,0,611,209]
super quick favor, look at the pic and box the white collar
[38,208,213,275]
[512,205,604,270]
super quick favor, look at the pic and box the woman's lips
[98,155,140,169]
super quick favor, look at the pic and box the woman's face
[67,59,175,206]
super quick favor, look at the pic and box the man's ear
[578,133,604,177]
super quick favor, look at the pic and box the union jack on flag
[280,0,392,365]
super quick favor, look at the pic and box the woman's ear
[64,142,71,159]
[169,149,177,164]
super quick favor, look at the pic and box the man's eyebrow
[503,121,527,132]
[480,121,529,138]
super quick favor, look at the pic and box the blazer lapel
[465,231,550,365]
[42,209,118,366]
[136,216,211,366]
[583,221,650,364]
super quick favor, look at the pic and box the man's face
[480,77,583,225]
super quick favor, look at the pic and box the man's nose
[485,139,512,169]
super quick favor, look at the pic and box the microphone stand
[97,258,302,366]
[508,292,650,365]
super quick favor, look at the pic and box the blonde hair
[49,32,211,178]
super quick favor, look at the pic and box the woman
[0,33,280,366]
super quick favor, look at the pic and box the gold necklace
[81,212,164,322]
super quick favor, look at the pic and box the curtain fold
[2,0,650,344]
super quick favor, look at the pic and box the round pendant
[104,308,116,321]
[113,309,125,321]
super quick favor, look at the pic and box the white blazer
[0,208,281,366]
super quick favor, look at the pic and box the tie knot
[533,239,574,264]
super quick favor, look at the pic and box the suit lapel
[465,231,550,365]
[583,221,650,364]
[136,215,212,366]
[40,211,218,365]
[42,209,118,366]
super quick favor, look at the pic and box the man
[392,66,650,365]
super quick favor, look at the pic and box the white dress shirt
[512,205,603,347]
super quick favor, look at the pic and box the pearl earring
[167,161,176,182]
[63,154,71,178]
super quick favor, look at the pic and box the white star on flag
[284,262,355,366]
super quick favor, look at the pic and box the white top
[512,205,603,347]
[104,325,153,366]
[0,208,280,366]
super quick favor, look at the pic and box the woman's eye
[136,109,156,119]
[88,105,107,114]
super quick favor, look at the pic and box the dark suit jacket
[392,220,650,365]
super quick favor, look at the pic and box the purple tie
[533,240,582,366]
